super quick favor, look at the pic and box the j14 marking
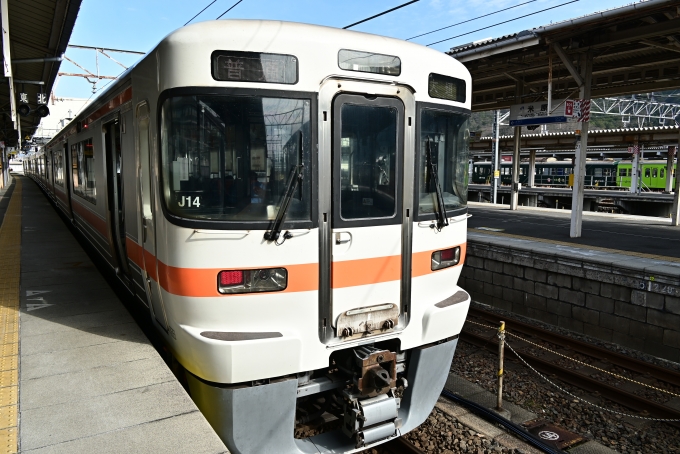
[178,196,201,208]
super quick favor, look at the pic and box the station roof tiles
[447,0,680,112]
[1,0,82,144]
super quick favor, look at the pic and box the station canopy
[1,0,82,145]
[448,0,680,112]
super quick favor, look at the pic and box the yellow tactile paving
[0,179,22,454]
[470,228,680,264]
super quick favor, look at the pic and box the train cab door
[104,116,130,278]
[323,87,411,341]
[136,102,168,329]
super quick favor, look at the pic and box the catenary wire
[427,0,579,47]
[343,0,419,29]
[185,0,218,26]
[216,0,244,20]
[406,0,537,41]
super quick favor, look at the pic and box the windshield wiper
[264,163,304,243]
[426,138,449,230]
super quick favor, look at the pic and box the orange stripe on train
[124,240,465,297]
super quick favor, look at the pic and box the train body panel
[26,20,472,453]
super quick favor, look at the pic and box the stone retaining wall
[459,238,680,363]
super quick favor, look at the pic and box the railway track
[462,307,680,427]
[381,437,425,454]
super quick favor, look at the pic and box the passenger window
[594,168,602,177]
[54,149,64,187]
[137,103,152,220]
[645,168,650,178]
[71,138,96,203]
[661,169,665,179]
[652,168,658,178]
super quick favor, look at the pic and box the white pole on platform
[492,110,500,204]
[666,146,675,193]
[672,128,680,226]
[631,143,639,194]
[529,150,536,188]
[569,51,592,238]
[510,80,523,211]
[510,126,521,210]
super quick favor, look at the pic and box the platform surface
[2,176,228,453]
[468,202,680,261]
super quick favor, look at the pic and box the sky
[56,0,636,100]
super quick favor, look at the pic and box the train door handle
[335,232,351,245]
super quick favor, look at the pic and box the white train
[26,20,472,454]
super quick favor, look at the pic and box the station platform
[463,202,680,364]
[468,202,680,260]
[0,176,228,453]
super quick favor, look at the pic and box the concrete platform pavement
[8,176,229,453]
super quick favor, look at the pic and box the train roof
[157,20,471,103]
[45,20,472,149]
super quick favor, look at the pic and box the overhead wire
[427,0,580,47]
[343,0,420,29]
[185,0,219,26]
[216,0,244,20]
[406,0,537,41]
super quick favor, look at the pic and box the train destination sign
[509,99,590,126]
[212,51,298,84]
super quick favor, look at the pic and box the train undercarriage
[186,338,458,454]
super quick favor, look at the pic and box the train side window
[137,103,152,221]
[55,149,64,187]
[72,138,96,204]
[628,169,632,177]
[645,168,650,178]
[661,169,665,179]
[619,169,626,177]
[652,168,658,178]
[594,168,602,177]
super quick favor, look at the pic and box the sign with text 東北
[509,99,590,126]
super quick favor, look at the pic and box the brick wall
[460,240,680,363]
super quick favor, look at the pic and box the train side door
[104,117,130,277]
[136,102,168,329]
[328,92,406,338]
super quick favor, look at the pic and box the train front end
[149,21,472,454]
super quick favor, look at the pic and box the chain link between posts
[463,319,680,422]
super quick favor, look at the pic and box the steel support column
[529,150,536,187]
[510,127,521,209]
[510,80,524,210]
[492,110,500,204]
[570,51,592,238]
[672,133,680,226]
[667,146,675,193]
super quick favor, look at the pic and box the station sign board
[509,99,590,126]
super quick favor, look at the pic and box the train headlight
[431,247,460,271]
[218,268,287,294]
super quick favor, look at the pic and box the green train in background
[471,160,677,190]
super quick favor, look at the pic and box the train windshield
[418,108,469,217]
[160,94,312,225]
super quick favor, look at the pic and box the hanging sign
[509,99,591,126]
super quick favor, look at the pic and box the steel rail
[469,307,680,386]
[460,327,680,426]
[382,436,426,454]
